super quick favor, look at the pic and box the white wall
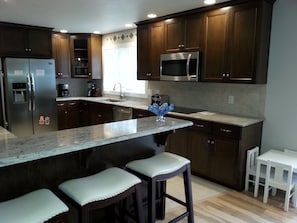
[261,0,297,153]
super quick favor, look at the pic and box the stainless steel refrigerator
[1,58,57,137]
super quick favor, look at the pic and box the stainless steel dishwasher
[113,106,132,121]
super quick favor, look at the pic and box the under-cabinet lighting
[93,31,101,34]
[147,13,157,19]
[60,29,68,33]
[204,0,216,5]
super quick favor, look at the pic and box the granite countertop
[0,127,16,141]
[56,96,263,127]
[0,117,192,168]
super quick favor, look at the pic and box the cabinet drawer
[189,119,211,134]
[213,123,241,139]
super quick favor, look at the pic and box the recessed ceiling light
[93,31,101,34]
[125,24,134,28]
[147,13,157,19]
[204,0,216,5]
[60,29,68,33]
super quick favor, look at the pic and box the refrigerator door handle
[27,74,32,112]
[0,71,8,129]
[30,73,36,111]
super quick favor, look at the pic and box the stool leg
[148,179,156,223]
[134,184,145,223]
[80,206,89,223]
[156,180,166,219]
[184,165,194,223]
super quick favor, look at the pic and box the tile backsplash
[148,81,266,118]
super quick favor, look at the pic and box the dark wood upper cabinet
[70,34,102,79]
[137,0,274,83]
[0,22,52,58]
[52,33,71,78]
[137,21,164,80]
[201,1,274,83]
[164,14,203,52]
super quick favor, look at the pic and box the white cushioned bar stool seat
[58,167,144,223]
[126,152,194,223]
[0,188,69,223]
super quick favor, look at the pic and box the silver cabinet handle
[195,124,204,128]
[220,128,232,133]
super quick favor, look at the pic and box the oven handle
[186,53,191,80]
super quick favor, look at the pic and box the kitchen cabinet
[137,21,164,80]
[166,115,263,190]
[132,108,154,119]
[70,34,102,79]
[79,101,90,127]
[164,14,203,52]
[0,22,52,58]
[52,33,71,78]
[89,102,113,125]
[57,101,80,130]
[201,1,274,83]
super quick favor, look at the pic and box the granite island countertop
[56,96,263,127]
[0,117,192,168]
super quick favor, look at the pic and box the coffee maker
[87,81,97,97]
[57,84,70,97]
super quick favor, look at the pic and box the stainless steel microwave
[160,51,200,81]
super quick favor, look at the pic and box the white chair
[245,146,266,192]
[0,189,69,223]
[263,160,297,211]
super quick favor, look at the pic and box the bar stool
[126,152,194,223]
[58,167,144,223]
[0,188,69,223]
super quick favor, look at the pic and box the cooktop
[173,106,204,114]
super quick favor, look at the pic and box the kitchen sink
[104,98,124,102]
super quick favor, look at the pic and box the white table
[253,149,297,197]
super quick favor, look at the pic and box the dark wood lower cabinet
[57,101,80,130]
[166,116,262,191]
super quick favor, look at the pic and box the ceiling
[0,0,231,34]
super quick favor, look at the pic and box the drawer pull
[69,102,76,106]
[195,124,204,128]
[220,128,231,133]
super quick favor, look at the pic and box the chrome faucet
[113,82,124,100]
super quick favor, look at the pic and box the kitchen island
[0,117,192,205]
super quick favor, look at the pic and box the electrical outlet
[228,95,234,104]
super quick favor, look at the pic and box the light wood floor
[157,175,297,223]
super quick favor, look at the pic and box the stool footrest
[168,212,189,223]
[165,193,187,207]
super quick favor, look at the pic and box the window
[102,29,146,98]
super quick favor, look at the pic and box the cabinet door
[66,101,80,129]
[137,25,151,80]
[184,14,204,51]
[202,8,230,82]
[228,3,257,82]
[52,33,70,78]
[210,137,238,187]
[79,101,90,127]
[89,103,113,125]
[166,128,189,159]
[57,102,68,130]
[132,108,153,119]
[70,35,92,78]
[137,22,164,80]
[89,35,102,79]
[164,18,185,52]
[188,130,210,175]
[0,26,26,56]
[27,29,52,58]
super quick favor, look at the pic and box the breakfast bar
[0,117,192,204]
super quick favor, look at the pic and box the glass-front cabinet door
[70,35,92,78]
